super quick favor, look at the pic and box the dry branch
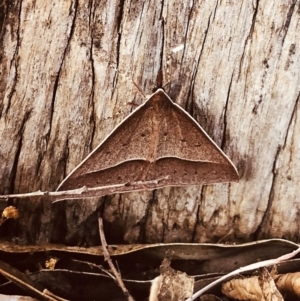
[186,246,300,301]
[0,177,169,201]
[98,218,135,301]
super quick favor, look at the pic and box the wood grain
[0,0,299,244]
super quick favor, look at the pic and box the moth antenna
[109,64,140,96]
[163,82,171,90]
[126,101,140,108]
[132,79,146,98]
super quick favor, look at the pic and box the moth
[56,88,239,199]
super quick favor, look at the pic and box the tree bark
[0,0,299,244]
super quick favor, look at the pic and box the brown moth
[56,89,239,199]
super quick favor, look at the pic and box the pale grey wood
[0,0,299,244]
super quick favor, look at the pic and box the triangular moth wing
[151,90,239,185]
[57,89,238,198]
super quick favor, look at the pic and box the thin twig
[96,264,116,280]
[0,176,169,201]
[43,289,70,301]
[0,186,86,199]
[72,259,116,280]
[185,246,300,301]
[98,218,135,301]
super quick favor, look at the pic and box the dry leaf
[222,268,284,301]
[275,272,300,297]
[45,258,59,270]
[2,206,19,219]
[222,276,263,301]
[258,267,283,301]
[149,250,194,301]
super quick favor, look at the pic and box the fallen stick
[185,246,300,301]
[98,218,135,301]
[0,176,169,201]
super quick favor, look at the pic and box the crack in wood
[253,145,282,240]
[221,72,234,150]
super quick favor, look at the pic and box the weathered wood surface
[0,0,299,244]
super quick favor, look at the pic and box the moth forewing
[57,88,239,198]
